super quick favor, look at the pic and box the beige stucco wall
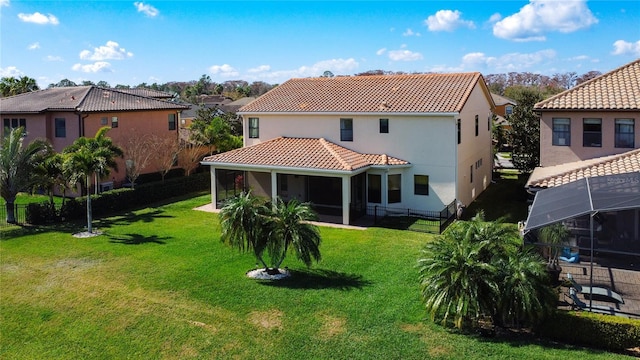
[540,110,640,166]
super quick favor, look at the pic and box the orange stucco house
[1,86,189,191]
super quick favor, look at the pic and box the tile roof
[526,148,640,189]
[491,93,517,106]
[201,137,409,172]
[0,86,188,113]
[534,58,640,111]
[239,73,485,114]
[116,88,175,99]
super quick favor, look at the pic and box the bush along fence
[4,173,210,227]
[0,204,30,228]
[367,200,458,234]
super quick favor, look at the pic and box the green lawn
[0,195,627,359]
[0,192,62,205]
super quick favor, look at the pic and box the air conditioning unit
[100,181,114,192]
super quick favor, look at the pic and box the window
[470,165,473,183]
[340,118,353,141]
[55,118,66,138]
[475,115,479,136]
[414,175,429,195]
[111,116,118,128]
[248,117,259,138]
[487,115,491,131]
[101,117,108,126]
[168,114,176,130]
[457,119,461,144]
[388,174,401,203]
[552,118,571,146]
[615,119,634,148]
[505,105,513,115]
[279,174,288,192]
[379,118,389,133]
[583,118,601,147]
[367,174,381,203]
[3,118,26,131]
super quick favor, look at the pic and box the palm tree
[63,127,123,233]
[0,127,50,223]
[267,198,321,272]
[32,150,66,207]
[219,192,271,269]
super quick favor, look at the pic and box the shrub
[537,310,640,351]
[59,198,84,221]
[25,202,57,225]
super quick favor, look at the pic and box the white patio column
[210,166,217,208]
[342,175,350,225]
[271,171,278,205]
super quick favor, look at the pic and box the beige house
[201,73,495,225]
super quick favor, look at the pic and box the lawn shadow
[96,209,174,228]
[259,268,372,290]
[107,233,169,245]
[1,221,88,240]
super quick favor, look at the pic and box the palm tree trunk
[86,175,93,233]
[5,201,16,224]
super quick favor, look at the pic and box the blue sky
[1,0,639,88]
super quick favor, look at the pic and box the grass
[0,194,628,359]
[0,192,62,205]
[464,169,530,223]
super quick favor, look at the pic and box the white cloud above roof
[612,40,640,56]
[248,65,271,73]
[460,49,556,72]
[209,64,239,77]
[493,0,598,42]
[134,2,159,17]
[18,12,59,25]
[388,49,423,61]
[72,62,112,73]
[28,42,40,50]
[424,10,475,32]
[402,28,421,37]
[45,55,63,62]
[0,66,23,77]
[79,41,133,61]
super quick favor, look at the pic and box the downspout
[454,115,459,206]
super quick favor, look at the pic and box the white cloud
[0,66,23,77]
[387,45,423,61]
[402,28,421,37]
[376,48,387,56]
[493,0,598,41]
[488,13,502,23]
[72,62,112,73]
[245,58,359,82]
[18,12,59,25]
[612,40,640,56]
[28,42,40,50]
[424,10,475,32]
[209,64,239,77]
[0,0,9,7]
[134,2,159,17]
[44,55,63,62]
[79,41,133,61]
[459,49,557,72]
[248,65,271,73]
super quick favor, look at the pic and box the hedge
[537,309,640,351]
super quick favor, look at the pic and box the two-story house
[0,86,189,191]
[201,73,495,225]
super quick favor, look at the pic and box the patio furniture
[567,273,624,304]
[567,288,629,318]
[559,247,580,263]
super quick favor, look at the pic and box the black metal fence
[0,203,31,228]
[368,200,458,234]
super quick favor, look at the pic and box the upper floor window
[248,117,259,138]
[367,174,381,203]
[505,105,513,115]
[55,118,66,138]
[111,116,119,128]
[101,117,108,126]
[457,119,461,144]
[414,175,429,195]
[168,114,176,130]
[340,118,353,141]
[388,174,401,203]
[3,118,26,132]
[552,118,571,146]
[583,118,601,147]
[475,115,479,136]
[615,119,634,148]
[379,118,389,133]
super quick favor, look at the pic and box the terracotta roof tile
[201,137,409,172]
[527,148,640,188]
[0,86,188,113]
[239,73,483,114]
[535,59,640,111]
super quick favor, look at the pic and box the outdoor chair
[567,273,624,304]
[559,247,580,263]
[567,288,628,318]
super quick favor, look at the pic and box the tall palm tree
[0,127,50,223]
[268,198,321,271]
[63,127,123,233]
[32,150,66,207]
[219,192,271,269]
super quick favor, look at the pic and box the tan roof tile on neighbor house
[535,58,640,111]
[201,137,409,172]
[239,73,484,114]
[527,148,640,188]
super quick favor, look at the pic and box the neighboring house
[116,88,175,100]
[0,86,189,191]
[201,73,495,225]
[525,58,640,255]
[491,93,517,118]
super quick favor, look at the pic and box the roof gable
[0,86,188,113]
[239,73,486,114]
[534,59,640,111]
